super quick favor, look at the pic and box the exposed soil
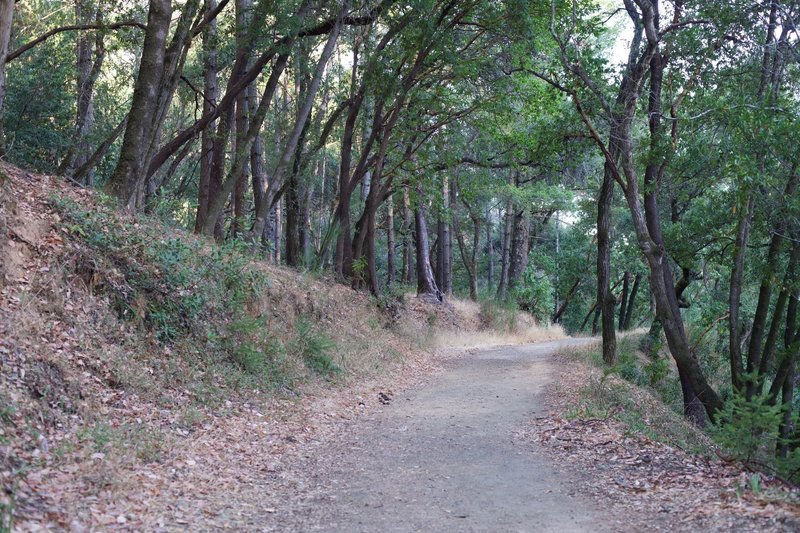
[250,338,626,532]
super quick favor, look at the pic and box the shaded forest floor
[1,164,799,531]
[525,345,800,532]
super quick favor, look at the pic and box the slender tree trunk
[195,0,219,233]
[454,206,479,302]
[286,44,310,267]
[497,194,513,299]
[249,81,266,216]
[415,200,440,300]
[552,277,581,323]
[387,194,396,286]
[0,0,14,154]
[250,11,341,240]
[486,210,494,291]
[436,176,452,295]
[59,0,104,184]
[622,273,641,330]
[73,114,128,184]
[598,147,618,365]
[580,300,598,332]
[778,360,795,458]
[618,271,630,332]
[508,208,529,291]
[333,44,361,278]
[402,184,413,284]
[202,53,289,236]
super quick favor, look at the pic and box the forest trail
[279,337,619,532]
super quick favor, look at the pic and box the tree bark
[250,9,342,240]
[597,132,619,365]
[508,207,529,291]
[387,194,396,286]
[621,273,641,330]
[486,209,494,291]
[453,198,480,302]
[415,200,440,300]
[618,271,630,332]
[497,176,513,299]
[402,184,413,284]
[58,0,105,184]
[0,0,14,154]
[436,175,452,295]
[105,0,172,208]
[194,0,219,233]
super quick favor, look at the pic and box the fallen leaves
[525,356,800,532]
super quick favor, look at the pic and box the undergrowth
[478,299,520,332]
[565,335,800,484]
[49,193,339,401]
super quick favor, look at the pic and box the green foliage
[290,318,340,377]
[710,393,783,464]
[49,193,344,400]
[51,195,267,342]
[513,261,554,323]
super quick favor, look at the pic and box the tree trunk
[453,199,479,302]
[402,184,413,284]
[58,0,104,184]
[202,52,289,236]
[497,183,513,299]
[286,43,310,267]
[436,175,452,295]
[195,0,219,233]
[415,200,440,300]
[249,81,266,217]
[0,0,14,154]
[106,0,172,208]
[618,271,630,332]
[486,210,494,291]
[508,208,529,291]
[250,11,341,240]
[552,277,581,323]
[387,194,396,286]
[597,143,618,365]
[621,273,641,330]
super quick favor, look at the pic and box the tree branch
[7,21,146,63]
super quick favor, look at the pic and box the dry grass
[435,295,565,350]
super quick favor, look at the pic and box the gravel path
[283,338,618,532]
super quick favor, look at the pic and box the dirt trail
[277,338,620,532]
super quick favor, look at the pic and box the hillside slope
[0,164,561,530]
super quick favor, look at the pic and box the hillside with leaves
[1,0,800,530]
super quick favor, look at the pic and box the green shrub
[513,261,554,323]
[710,393,783,464]
[290,318,340,376]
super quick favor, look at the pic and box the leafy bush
[51,195,268,339]
[513,262,554,323]
[290,318,340,376]
[710,393,783,464]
